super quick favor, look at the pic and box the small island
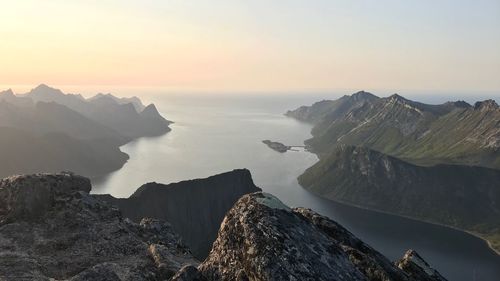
[262,140,291,153]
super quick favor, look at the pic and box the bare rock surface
[0,172,447,281]
[0,172,198,280]
[192,192,447,281]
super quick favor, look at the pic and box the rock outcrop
[0,172,448,280]
[177,192,447,281]
[0,172,198,280]
[97,169,261,259]
[396,250,447,281]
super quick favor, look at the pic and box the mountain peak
[445,100,471,108]
[196,191,446,281]
[141,103,160,115]
[29,84,65,97]
[389,93,408,102]
[474,99,499,111]
[33,83,55,91]
[350,90,378,101]
[0,89,15,96]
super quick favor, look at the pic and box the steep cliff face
[178,192,446,281]
[0,173,198,280]
[298,145,500,252]
[97,169,261,259]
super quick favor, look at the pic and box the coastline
[300,186,500,256]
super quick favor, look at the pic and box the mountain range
[286,91,499,168]
[286,92,500,253]
[0,84,171,178]
[0,171,447,280]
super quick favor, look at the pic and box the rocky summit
[0,173,447,280]
[0,172,198,280]
[180,192,447,281]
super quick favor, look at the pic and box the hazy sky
[0,1,499,93]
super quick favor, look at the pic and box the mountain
[25,84,172,140]
[298,145,500,252]
[286,92,500,252]
[0,172,198,280]
[186,192,447,281]
[89,92,146,112]
[0,127,128,178]
[0,99,123,141]
[0,172,446,280]
[0,89,33,107]
[286,92,499,169]
[97,169,261,259]
[0,84,172,178]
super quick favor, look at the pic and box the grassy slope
[298,145,500,253]
[287,94,500,253]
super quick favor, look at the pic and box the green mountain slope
[299,145,500,252]
[287,92,499,169]
[287,92,500,252]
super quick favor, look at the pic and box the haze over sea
[87,90,500,281]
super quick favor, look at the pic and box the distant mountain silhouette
[0,84,171,178]
[25,84,172,140]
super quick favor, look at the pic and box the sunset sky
[1,0,499,93]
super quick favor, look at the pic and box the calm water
[92,93,500,281]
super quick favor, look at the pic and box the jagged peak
[33,83,55,91]
[29,84,65,96]
[388,93,409,102]
[141,103,161,116]
[0,89,15,96]
[397,249,447,280]
[349,90,379,101]
[143,103,158,111]
[444,100,471,108]
[474,99,499,111]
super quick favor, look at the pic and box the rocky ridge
[0,172,447,280]
[97,169,261,259]
[286,92,500,169]
[178,192,447,281]
[0,172,198,280]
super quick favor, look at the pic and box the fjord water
[92,93,500,281]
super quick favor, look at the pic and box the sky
[0,0,499,94]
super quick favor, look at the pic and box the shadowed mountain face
[286,92,499,169]
[0,172,446,280]
[25,84,172,140]
[0,84,171,178]
[96,169,261,259]
[286,92,500,252]
[299,145,500,251]
[0,127,129,178]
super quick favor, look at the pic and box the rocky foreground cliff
[0,173,197,280]
[97,169,261,258]
[0,172,447,280]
